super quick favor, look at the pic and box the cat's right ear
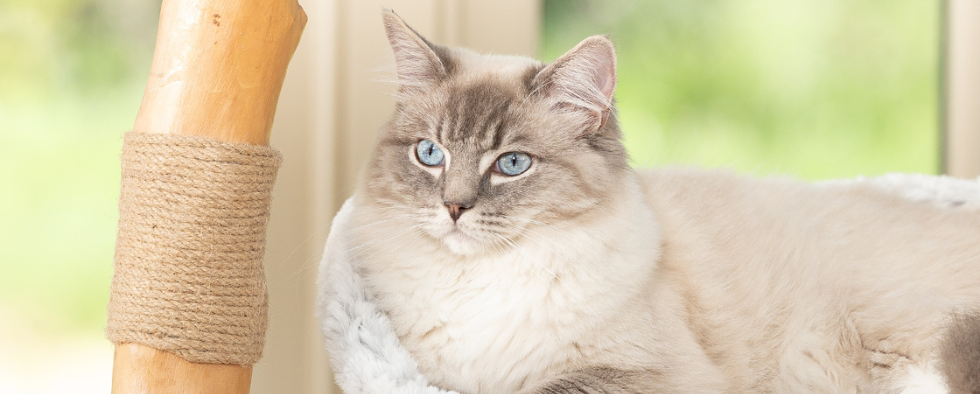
[383,10,448,89]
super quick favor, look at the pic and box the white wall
[946,0,980,178]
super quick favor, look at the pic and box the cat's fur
[339,10,980,393]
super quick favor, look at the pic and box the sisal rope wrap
[107,131,282,365]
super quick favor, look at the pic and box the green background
[543,0,939,178]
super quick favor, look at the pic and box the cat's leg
[938,313,980,394]
[516,367,723,394]
[861,339,949,394]
[861,313,980,394]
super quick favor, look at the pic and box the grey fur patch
[525,367,666,394]
[441,82,516,150]
[940,313,980,394]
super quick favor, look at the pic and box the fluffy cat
[334,10,980,394]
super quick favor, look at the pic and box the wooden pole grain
[133,0,307,145]
[112,0,306,392]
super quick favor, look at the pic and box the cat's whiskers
[337,206,430,249]
[338,214,426,250]
[496,214,581,244]
[343,203,423,220]
[345,203,427,218]
[481,227,524,257]
[341,214,427,252]
[480,230,507,257]
[283,247,334,283]
[359,224,429,263]
[277,209,424,286]
[463,225,498,255]
[350,233,423,268]
[276,206,419,281]
[274,219,334,272]
[485,214,575,254]
[494,214,598,263]
[344,219,425,253]
[339,224,425,261]
[344,223,427,264]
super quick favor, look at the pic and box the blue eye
[416,139,444,166]
[496,152,532,176]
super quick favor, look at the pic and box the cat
[333,9,980,394]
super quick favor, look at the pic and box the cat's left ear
[382,9,449,90]
[532,35,617,133]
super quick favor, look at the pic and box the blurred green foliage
[543,0,940,179]
[1,0,158,335]
[0,0,158,100]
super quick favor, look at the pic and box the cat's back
[634,167,980,392]
[636,167,980,260]
[636,166,980,302]
[638,166,976,239]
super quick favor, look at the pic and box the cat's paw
[897,365,949,394]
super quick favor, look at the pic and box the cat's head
[359,10,630,256]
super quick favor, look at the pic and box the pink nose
[445,203,468,222]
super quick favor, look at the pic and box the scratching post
[107,0,305,392]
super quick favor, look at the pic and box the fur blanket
[316,173,980,394]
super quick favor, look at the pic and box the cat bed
[316,173,979,394]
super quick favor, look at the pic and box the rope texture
[107,131,281,365]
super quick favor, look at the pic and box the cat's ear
[382,9,448,88]
[533,35,617,132]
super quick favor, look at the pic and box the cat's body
[338,11,980,393]
[352,168,980,393]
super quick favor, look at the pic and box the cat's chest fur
[356,196,659,393]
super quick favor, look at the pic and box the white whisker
[345,223,427,264]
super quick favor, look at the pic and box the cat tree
[106,0,305,392]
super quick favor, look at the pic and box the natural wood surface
[114,0,305,392]
[132,0,307,145]
[112,344,253,394]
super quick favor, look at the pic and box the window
[543,0,941,179]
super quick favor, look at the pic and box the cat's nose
[444,202,471,222]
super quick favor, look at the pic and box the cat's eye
[495,152,532,176]
[416,139,445,166]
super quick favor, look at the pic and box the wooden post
[111,0,306,392]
